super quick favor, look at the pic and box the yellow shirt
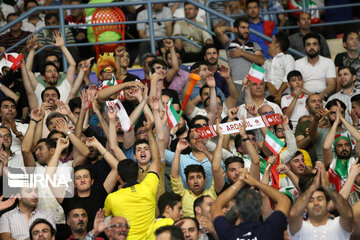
[146,217,174,240]
[171,176,217,217]
[104,172,159,240]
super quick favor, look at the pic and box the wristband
[65,130,72,136]
[30,118,40,124]
[242,137,250,142]
[102,150,108,157]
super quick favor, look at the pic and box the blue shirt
[249,20,277,59]
[214,69,230,98]
[189,86,226,108]
[165,149,225,190]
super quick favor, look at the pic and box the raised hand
[267,155,278,166]
[54,117,70,134]
[81,57,94,72]
[293,87,303,99]
[143,113,154,132]
[218,65,230,79]
[163,38,174,49]
[276,164,289,174]
[92,208,109,236]
[56,137,69,151]
[244,104,257,117]
[55,99,71,116]
[80,89,90,111]
[115,45,126,57]
[31,108,44,122]
[85,136,100,148]
[51,31,65,47]
[205,71,216,88]
[215,120,223,139]
[281,114,289,125]
[239,116,247,137]
[228,107,239,121]
[0,195,16,211]
[149,96,160,111]
[176,139,189,152]
[107,106,117,120]
[27,34,39,50]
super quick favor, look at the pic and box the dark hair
[193,195,210,216]
[190,61,207,71]
[234,132,255,150]
[45,112,66,129]
[291,150,303,161]
[236,188,262,222]
[117,159,139,185]
[176,217,200,231]
[233,16,249,28]
[184,164,206,180]
[6,12,20,22]
[204,96,222,108]
[246,0,260,8]
[199,84,210,97]
[74,164,94,179]
[299,173,316,193]
[133,139,149,154]
[155,225,185,240]
[140,53,156,66]
[162,89,180,106]
[24,0,39,11]
[43,51,59,62]
[351,94,360,106]
[303,32,321,47]
[343,31,359,43]
[274,32,290,52]
[40,62,59,77]
[68,97,82,113]
[287,70,302,82]
[297,11,310,22]
[37,138,57,150]
[201,43,219,57]
[165,48,182,61]
[0,96,16,108]
[47,130,66,139]
[29,218,56,240]
[66,203,88,219]
[184,2,198,9]
[305,93,321,106]
[45,13,59,22]
[158,192,182,216]
[338,66,356,76]
[149,59,167,72]
[41,86,61,101]
[224,156,244,169]
[189,115,209,129]
[325,99,346,111]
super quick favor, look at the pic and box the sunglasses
[102,67,115,73]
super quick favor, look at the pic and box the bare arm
[97,81,143,103]
[212,121,225,193]
[149,96,165,160]
[0,85,19,102]
[164,39,179,84]
[108,107,127,161]
[21,62,38,110]
[214,26,231,46]
[147,114,161,175]
[323,109,339,168]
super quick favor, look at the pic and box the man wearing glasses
[105,216,130,240]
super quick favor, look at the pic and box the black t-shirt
[91,158,112,194]
[214,211,287,240]
[61,185,108,231]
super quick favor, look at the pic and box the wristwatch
[242,137,250,142]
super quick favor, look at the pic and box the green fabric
[259,157,267,175]
[334,158,349,180]
[333,136,352,148]
[85,0,122,43]
[36,72,66,87]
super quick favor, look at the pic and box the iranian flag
[106,99,131,132]
[265,130,285,155]
[99,73,118,90]
[248,63,265,84]
[166,98,179,129]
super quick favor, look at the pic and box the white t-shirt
[288,217,352,240]
[187,104,227,120]
[281,94,309,131]
[0,121,28,153]
[295,56,336,93]
[264,52,295,90]
[34,79,71,105]
[237,99,282,119]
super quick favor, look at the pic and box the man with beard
[288,165,353,240]
[105,216,130,240]
[66,207,108,240]
[327,66,360,124]
[323,101,359,191]
[295,33,336,100]
[214,16,264,104]
[0,187,56,239]
[30,218,56,240]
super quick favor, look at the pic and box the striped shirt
[0,30,31,53]
[37,28,76,55]
[0,206,56,239]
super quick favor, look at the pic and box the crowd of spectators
[0,0,360,240]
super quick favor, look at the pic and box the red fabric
[65,15,86,24]
[263,21,275,45]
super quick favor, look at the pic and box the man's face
[152,3,164,12]
[120,51,130,68]
[107,217,130,240]
[305,38,320,59]
[123,85,140,102]
[1,100,17,121]
[152,63,167,80]
[275,124,285,139]
[143,57,156,75]
[184,4,198,20]
[8,15,22,31]
[344,32,360,51]
[199,64,210,80]
[288,76,304,90]
[135,126,148,140]
[74,169,93,192]
[161,95,180,112]
[306,190,328,220]
[44,65,59,86]
[181,219,200,240]
[335,138,351,159]
[100,65,116,81]
[47,117,63,131]
[204,48,219,66]
[351,101,360,118]
[240,134,258,154]
[20,187,38,208]
[298,13,311,30]
[288,153,305,175]
[267,37,278,56]
[250,81,265,98]
[43,89,59,108]
[134,143,151,166]
[226,162,243,184]
[45,56,60,69]
[246,2,260,19]
[235,22,250,41]
[168,201,183,221]
[200,87,210,103]
[67,208,88,234]
[73,107,81,118]
[306,94,322,115]
[45,16,59,33]
[70,1,83,18]
[199,197,214,219]
[258,105,275,116]
[31,223,55,240]
[0,128,12,150]
[35,142,53,165]
[187,172,206,195]
[339,68,355,89]
[328,105,345,126]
